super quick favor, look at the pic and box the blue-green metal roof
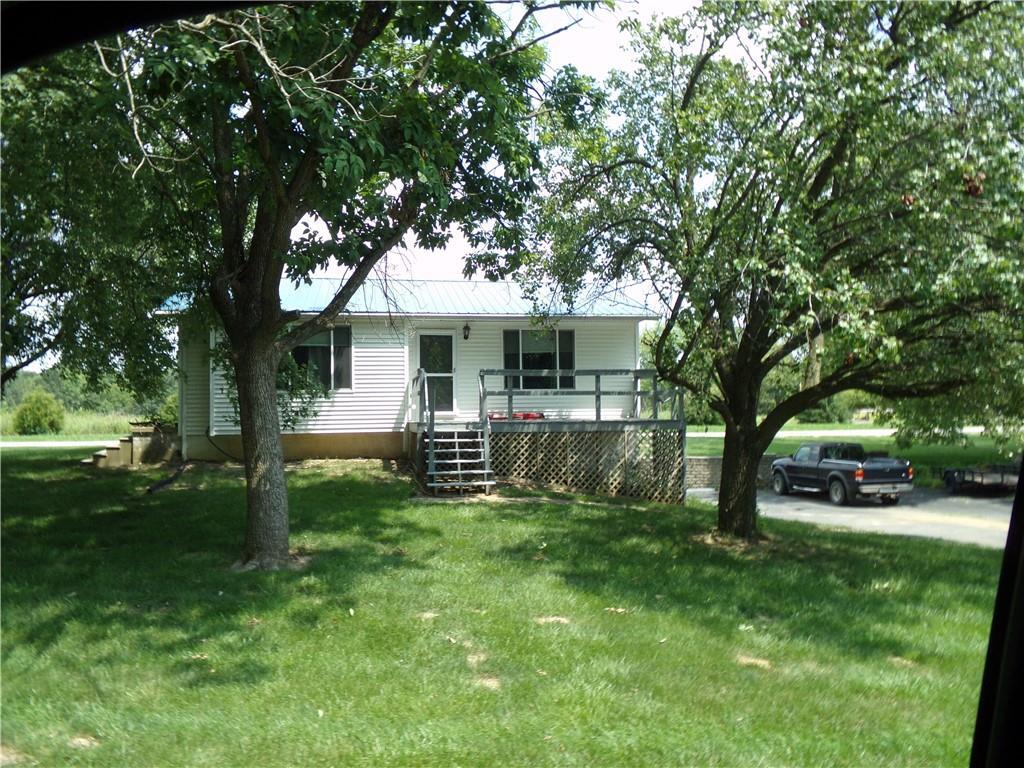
[282,278,655,319]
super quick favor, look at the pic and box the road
[690,486,1013,549]
[0,440,113,449]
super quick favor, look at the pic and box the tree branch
[276,185,422,351]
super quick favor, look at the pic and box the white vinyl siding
[424,318,639,422]
[199,315,640,435]
[179,330,210,436]
[210,318,409,435]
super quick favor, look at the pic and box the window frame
[291,325,353,393]
[502,328,576,391]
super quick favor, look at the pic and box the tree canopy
[1,55,175,394]
[525,0,1024,537]
[1,1,591,567]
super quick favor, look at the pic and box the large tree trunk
[717,422,764,539]
[233,343,291,569]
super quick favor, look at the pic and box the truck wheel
[828,478,848,506]
[772,471,789,496]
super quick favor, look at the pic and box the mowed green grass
[1,451,1001,766]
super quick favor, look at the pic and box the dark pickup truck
[771,442,914,506]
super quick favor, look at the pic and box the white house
[177,278,666,464]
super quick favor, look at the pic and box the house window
[502,329,575,390]
[292,326,352,390]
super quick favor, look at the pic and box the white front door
[419,332,456,414]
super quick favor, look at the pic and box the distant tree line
[0,365,175,419]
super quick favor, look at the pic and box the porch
[410,368,688,502]
[410,368,686,431]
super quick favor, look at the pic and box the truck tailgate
[863,458,912,483]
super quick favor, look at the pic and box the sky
[318,0,696,282]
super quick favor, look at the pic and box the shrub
[155,392,178,428]
[13,389,66,435]
[685,396,725,426]
[796,395,854,424]
[839,389,878,412]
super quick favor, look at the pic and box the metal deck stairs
[424,427,495,493]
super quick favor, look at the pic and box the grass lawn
[687,421,877,432]
[1,451,1000,766]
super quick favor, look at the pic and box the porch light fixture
[463,323,471,340]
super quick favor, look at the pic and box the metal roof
[281,278,655,319]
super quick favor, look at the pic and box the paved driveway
[688,485,1013,548]
[0,440,112,449]
[755,487,1012,548]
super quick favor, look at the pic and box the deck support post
[482,416,492,495]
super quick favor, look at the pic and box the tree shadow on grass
[491,496,1002,662]
[1,452,436,688]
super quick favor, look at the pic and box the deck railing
[413,367,685,425]
[478,368,683,423]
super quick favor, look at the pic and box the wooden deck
[412,368,687,501]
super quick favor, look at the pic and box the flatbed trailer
[943,464,1019,494]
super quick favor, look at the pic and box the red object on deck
[488,411,545,421]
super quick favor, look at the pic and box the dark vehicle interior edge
[2,2,1021,764]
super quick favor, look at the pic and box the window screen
[333,327,352,389]
[503,330,520,390]
[293,331,331,390]
[292,327,352,391]
[502,329,576,390]
[558,330,575,389]
[522,330,556,389]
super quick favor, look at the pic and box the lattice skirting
[490,429,686,503]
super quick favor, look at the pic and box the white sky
[316,0,695,282]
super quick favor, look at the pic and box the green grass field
[0,450,1000,766]
[0,408,140,438]
[687,421,876,432]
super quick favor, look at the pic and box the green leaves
[531,0,1024,444]
[1,52,178,395]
